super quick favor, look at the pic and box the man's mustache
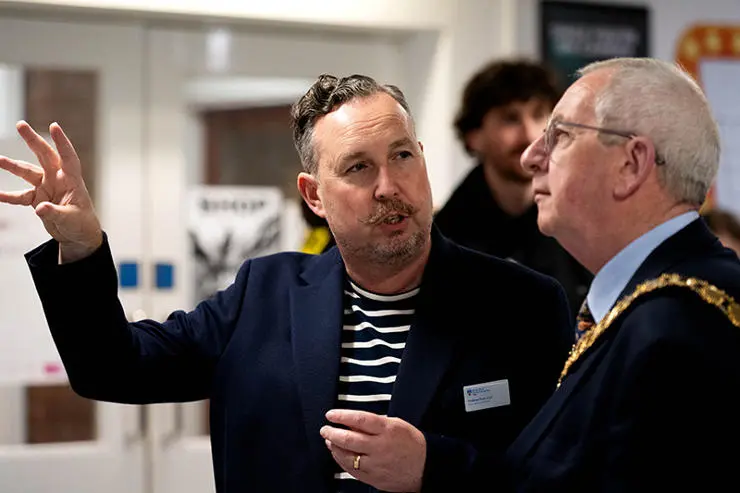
[361,198,417,225]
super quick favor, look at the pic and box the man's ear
[614,137,658,200]
[297,172,326,218]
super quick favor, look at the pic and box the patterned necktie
[575,299,596,342]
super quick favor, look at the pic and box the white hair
[577,57,720,206]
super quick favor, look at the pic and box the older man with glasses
[504,57,740,492]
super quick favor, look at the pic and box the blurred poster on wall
[188,185,282,303]
[540,1,649,89]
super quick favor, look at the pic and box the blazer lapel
[290,248,344,490]
[388,229,462,426]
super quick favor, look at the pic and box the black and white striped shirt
[334,279,419,492]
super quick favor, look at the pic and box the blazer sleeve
[25,234,249,404]
[420,277,572,493]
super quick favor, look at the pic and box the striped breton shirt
[335,278,419,493]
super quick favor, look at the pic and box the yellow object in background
[301,226,332,255]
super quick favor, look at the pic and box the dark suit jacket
[506,219,740,492]
[26,227,571,493]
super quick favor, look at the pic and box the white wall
[0,387,24,445]
[0,0,456,30]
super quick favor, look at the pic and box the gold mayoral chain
[558,273,740,388]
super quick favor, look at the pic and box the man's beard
[367,228,427,265]
[337,226,428,268]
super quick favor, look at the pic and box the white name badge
[463,379,511,412]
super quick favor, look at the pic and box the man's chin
[536,217,555,238]
[374,232,426,261]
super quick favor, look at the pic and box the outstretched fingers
[49,123,82,177]
[16,121,60,175]
[0,188,35,206]
[0,156,43,186]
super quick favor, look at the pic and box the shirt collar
[587,211,699,323]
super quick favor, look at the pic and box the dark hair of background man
[453,60,561,155]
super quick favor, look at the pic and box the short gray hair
[578,58,720,206]
[290,74,412,175]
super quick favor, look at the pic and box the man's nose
[375,165,400,200]
[521,133,549,174]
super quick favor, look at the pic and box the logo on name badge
[463,379,510,412]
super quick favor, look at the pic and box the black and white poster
[540,1,650,89]
[188,185,283,303]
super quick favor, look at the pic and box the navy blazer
[506,219,740,492]
[27,228,571,493]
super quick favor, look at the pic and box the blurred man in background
[435,59,592,317]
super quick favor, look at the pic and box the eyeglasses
[543,119,666,165]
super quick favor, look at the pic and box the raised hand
[0,121,102,263]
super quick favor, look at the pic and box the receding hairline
[309,92,418,173]
[311,91,415,142]
[327,90,413,119]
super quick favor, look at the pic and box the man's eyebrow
[389,137,414,151]
[334,138,415,168]
[336,150,369,168]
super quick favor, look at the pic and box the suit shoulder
[604,284,740,388]
[241,250,329,278]
[619,281,740,348]
[680,254,740,293]
[249,250,314,267]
